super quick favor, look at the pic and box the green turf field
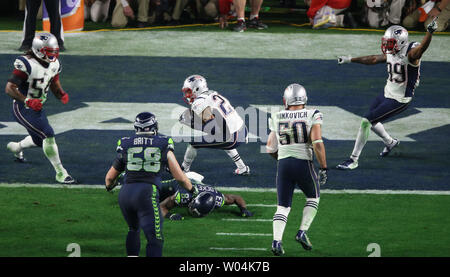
[0,4,449,260]
[0,186,449,257]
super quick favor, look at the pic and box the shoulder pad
[14,57,31,75]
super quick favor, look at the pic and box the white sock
[351,118,372,161]
[299,198,320,231]
[224,149,246,170]
[19,135,37,150]
[371,122,394,146]
[249,14,258,20]
[42,137,67,175]
[181,144,197,171]
[273,206,290,241]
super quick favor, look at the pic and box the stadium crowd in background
[13,0,449,36]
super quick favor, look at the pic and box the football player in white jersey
[5,33,76,184]
[266,84,328,255]
[336,19,438,170]
[178,75,250,175]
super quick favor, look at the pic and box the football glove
[337,55,352,65]
[189,184,199,198]
[25,97,43,111]
[60,91,69,104]
[106,172,124,192]
[240,208,253,217]
[168,213,184,221]
[318,168,328,186]
[426,17,438,34]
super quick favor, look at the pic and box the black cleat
[271,240,285,256]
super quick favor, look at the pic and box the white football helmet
[182,75,209,104]
[283,84,307,109]
[381,25,409,55]
[31,33,59,63]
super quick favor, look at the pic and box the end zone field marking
[216,233,272,236]
[209,247,267,251]
[221,218,272,222]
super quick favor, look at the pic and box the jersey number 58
[127,147,161,173]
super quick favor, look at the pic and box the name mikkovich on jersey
[178,261,270,274]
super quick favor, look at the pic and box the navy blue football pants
[12,101,55,147]
[190,126,248,150]
[276,158,320,207]
[364,92,410,124]
[118,182,163,257]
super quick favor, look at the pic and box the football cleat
[233,20,246,32]
[336,158,358,170]
[7,142,26,163]
[271,240,285,256]
[56,173,77,184]
[247,18,268,30]
[380,139,400,157]
[295,230,313,251]
[234,166,250,176]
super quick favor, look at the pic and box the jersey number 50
[278,121,308,145]
[127,147,161,173]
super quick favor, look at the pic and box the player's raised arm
[408,18,438,64]
[338,54,387,65]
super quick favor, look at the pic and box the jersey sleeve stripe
[12,69,28,80]
[17,56,32,75]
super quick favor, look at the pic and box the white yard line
[1,183,450,195]
[216,233,272,236]
[209,247,267,251]
[221,218,272,222]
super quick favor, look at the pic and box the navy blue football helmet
[188,191,215,217]
[134,112,158,134]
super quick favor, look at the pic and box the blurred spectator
[233,0,268,32]
[363,0,407,28]
[403,0,449,31]
[149,0,174,25]
[111,0,150,27]
[19,0,66,52]
[85,0,111,22]
[218,0,234,29]
[280,0,297,8]
[171,0,217,24]
[305,0,355,29]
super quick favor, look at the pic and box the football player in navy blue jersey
[159,179,253,220]
[105,112,198,257]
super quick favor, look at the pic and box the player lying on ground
[159,173,253,220]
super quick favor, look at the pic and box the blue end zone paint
[0,54,449,190]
